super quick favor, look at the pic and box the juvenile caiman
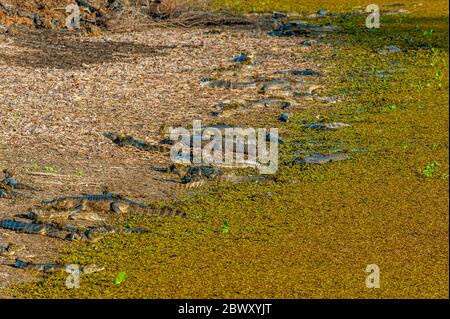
[160,164,275,189]
[0,219,80,240]
[0,219,149,242]
[37,192,187,218]
[104,132,171,153]
[0,169,36,198]
[200,78,259,89]
[178,174,275,189]
[14,258,104,274]
[1,168,36,190]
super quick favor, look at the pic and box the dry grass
[1,0,247,32]
[106,0,249,32]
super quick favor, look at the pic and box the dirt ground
[0,17,327,292]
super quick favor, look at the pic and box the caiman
[163,164,275,189]
[200,78,258,89]
[104,132,171,153]
[0,219,149,242]
[14,258,104,274]
[0,168,36,198]
[36,192,187,218]
[0,219,77,240]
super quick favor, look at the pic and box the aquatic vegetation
[221,220,229,234]
[113,272,126,285]
[422,160,440,178]
[422,29,434,47]
[383,104,397,112]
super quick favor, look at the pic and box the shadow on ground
[0,30,201,69]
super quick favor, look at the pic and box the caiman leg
[110,201,128,214]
